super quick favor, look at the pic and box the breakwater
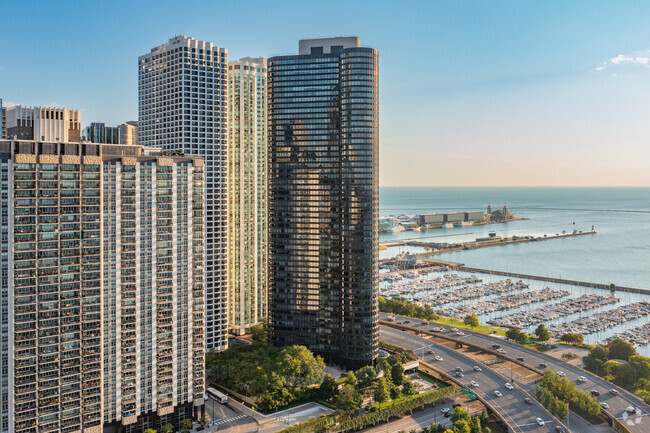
[456,266,650,296]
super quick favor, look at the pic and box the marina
[546,302,650,338]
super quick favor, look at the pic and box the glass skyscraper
[267,37,379,369]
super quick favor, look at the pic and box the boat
[442,222,454,228]
[455,221,473,227]
[388,225,405,233]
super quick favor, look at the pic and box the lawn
[433,316,507,337]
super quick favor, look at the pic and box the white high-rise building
[139,36,229,350]
[6,105,82,142]
[118,121,138,145]
[227,57,267,335]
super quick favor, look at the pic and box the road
[380,313,650,433]
[381,327,562,433]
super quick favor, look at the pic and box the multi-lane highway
[380,313,650,433]
[381,327,564,433]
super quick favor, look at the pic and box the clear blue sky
[2,0,650,186]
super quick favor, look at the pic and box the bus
[206,387,228,404]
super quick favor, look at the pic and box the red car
[524,398,533,405]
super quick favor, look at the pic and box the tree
[279,345,326,388]
[607,338,637,361]
[464,315,479,328]
[480,407,489,425]
[335,384,363,411]
[181,418,193,431]
[318,374,338,401]
[162,424,174,433]
[560,333,583,346]
[451,407,470,424]
[344,371,358,386]
[583,345,609,375]
[390,383,400,399]
[453,419,471,433]
[505,328,527,344]
[144,429,156,433]
[373,378,389,409]
[468,416,482,433]
[250,322,267,343]
[402,379,416,395]
[391,362,405,386]
[199,414,208,428]
[356,365,378,388]
[535,324,551,341]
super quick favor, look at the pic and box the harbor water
[379,187,650,355]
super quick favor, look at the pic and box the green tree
[607,338,637,361]
[250,321,267,343]
[279,345,326,388]
[390,383,400,399]
[535,324,551,341]
[505,328,528,344]
[373,378,389,409]
[162,424,174,433]
[318,374,338,401]
[560,333,584,346]
[480,407,489,425]
[451,407,471,424]
[402,379,416,395]
[453,419,471,433]
[583,345,609,375]
[344,371,358,386]
[468,416,482,433]
[356,365,378,388]
[181,418,193,431]
[391,362,405,386]
[144,429,156,433]
[464,315,479,328]
[335,384,363,411]
[199,414,207,428]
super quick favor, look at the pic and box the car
[470,381,479,387]
[441,408,451,414]
[444,411,451,417]
[610,389,619,396]
[539,363,547,368]
[426,349,434,354]
[423,321,430,325]
[451,328,458,332]
[456,372,464,378]
[524,398,533,405]
[494,390,502,397]
[438,327,445,332]
[457,331,465,336]
[455,367,463,372]
[453,403,462,408]
[536,418,545,426]
[625,406,637,414]
[557,371,565,377]
[556,426,566,433]
[435,356,443,361]
[404,320,411,324]
[473,365,482,372]
[590,390,601,397]
[492,344,500,349]
[517,356,525,362]
[578,376,587,383]
[504,383,514,390]
[601,403,609,409]
[497,348,505,353]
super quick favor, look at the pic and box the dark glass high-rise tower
[268,37,379,369]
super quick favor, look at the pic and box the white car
[451,328,458,332]
[557,371,565,377]
[505,383,514,390]
[470,380,479,387]
[435,356,443,361]
[601,403,609,409]
[497,348,505,353]
[457,331,465,336]
[536,418,545,426]
[441,407,451,414]
[494,390,502,397]
[473,365,482,372]
[578,376,587,383]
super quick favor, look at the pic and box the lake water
[379,187,650,354]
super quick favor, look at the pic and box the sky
[1,0,650,186]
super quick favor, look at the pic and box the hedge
[277,385,454,433]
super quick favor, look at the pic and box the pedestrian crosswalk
[212,414,247,426]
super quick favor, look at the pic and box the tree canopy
[535,324,551,341]
[379,296,439,321]
[464,315,480,328]
[560,333,584,345]
[607,338,637,361]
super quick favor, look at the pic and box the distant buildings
[5,105,82,141]
[487,202,515,221]
[118,120,138,145]
[84,122,120,144]
[139,35,229,351]
[267,37,379,369]
[0,99,5,139]
[1,137,205,433]
[227,57,268,335]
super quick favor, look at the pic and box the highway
[380,313,650,433]
[381,327,563,433]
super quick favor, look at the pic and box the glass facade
[267,43,379,369]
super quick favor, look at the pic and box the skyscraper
[6,105,82,142]
[139,36,229,351]
[83,122,120,144]
[1,138,205,433]
[267,37,379,369]
[227,57,268,335]
[118,121,138,145]
[0,99,6,139]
